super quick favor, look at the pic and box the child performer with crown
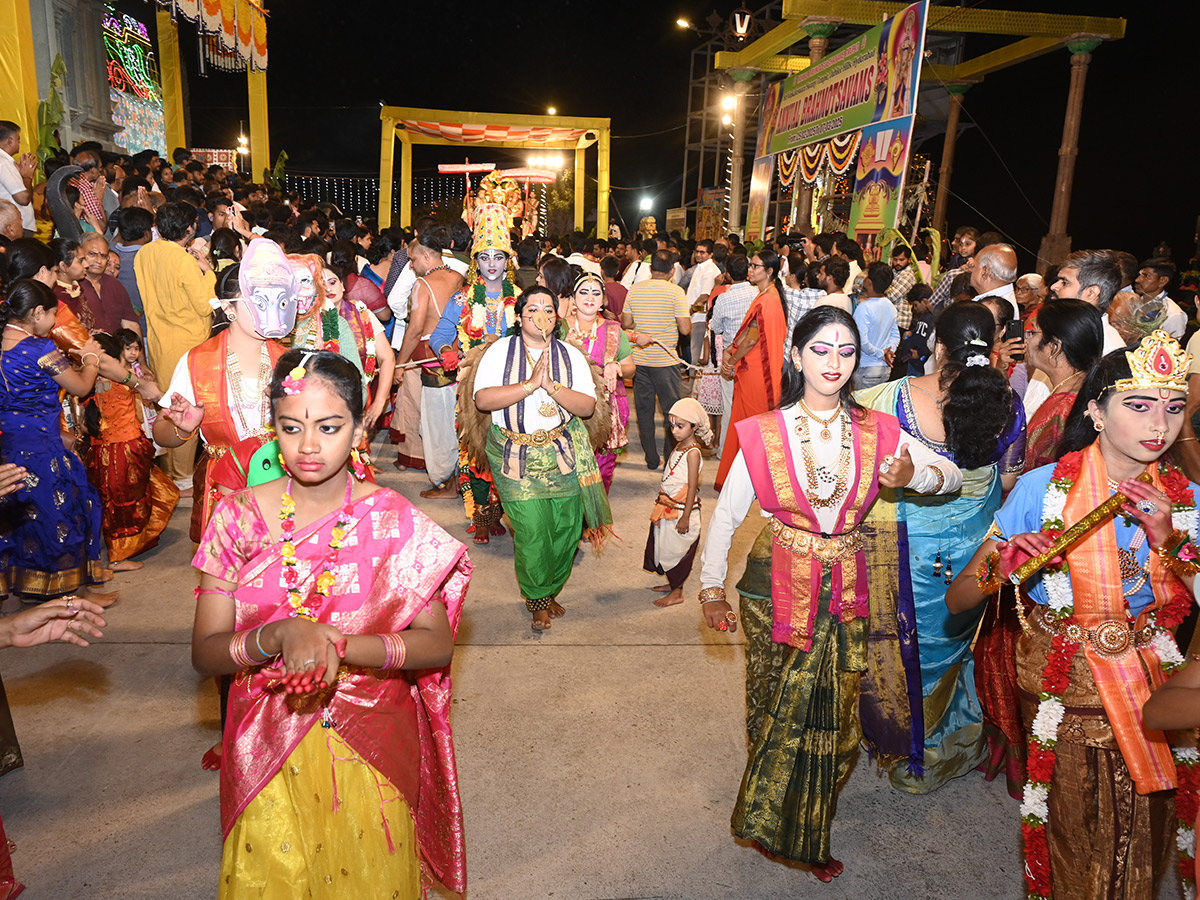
[427,199,521,543]
[948,331,1200,900]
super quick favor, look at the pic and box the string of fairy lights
[283,173,498,222]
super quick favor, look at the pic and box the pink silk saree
[194,487,472,894]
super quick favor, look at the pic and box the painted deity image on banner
[887,7,921,119]
[848,117,914,253]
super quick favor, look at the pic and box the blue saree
[856,376,1025,793]
[0,336,104,598]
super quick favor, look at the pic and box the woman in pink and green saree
[191,349,471,899]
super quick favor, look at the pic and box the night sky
[161,0,1199,271]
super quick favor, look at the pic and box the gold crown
[471,202,512,257]
[1111,329,1191,394]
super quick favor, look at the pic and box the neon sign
[104,5,160,103]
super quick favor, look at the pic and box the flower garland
[279,475,354,620]
[458,279,516,344]
[1022,451,1198,900]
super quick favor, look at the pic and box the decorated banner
[696,187,726,241]
[847,116,915,256]
[760,0,926,156]
[744,156,774,243]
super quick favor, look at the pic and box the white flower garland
[1023,461,1197,900]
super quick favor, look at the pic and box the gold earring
[1094,420,1104,433]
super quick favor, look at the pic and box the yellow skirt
[219,724,421,899]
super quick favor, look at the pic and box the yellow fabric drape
[157,10,188,155]
[0,0,40,149]
[247,69,269,181]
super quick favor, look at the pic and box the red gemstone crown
[1112,329,1190,394]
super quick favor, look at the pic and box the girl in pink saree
[192,349,471,899]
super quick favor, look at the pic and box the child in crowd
[113,328,160,442]
[645,398,711,608]
[82,333,179,570]
[191,349,469,899]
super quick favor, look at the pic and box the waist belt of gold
[768,516,862,563]
[1024,603,1157,659]
[499,424,566,447]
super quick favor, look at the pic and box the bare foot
[531,611,552,632]
[653,588,685,607]
[650,583,672,593]
[97,568,115,583]
[201,742,222,771]
[419,483,459,500]
[548,600,566,619]
[811,859,844,882]
[473,527,490,545]
[79,587,120,607]
[489,520,506,537]
[110,560,144,572]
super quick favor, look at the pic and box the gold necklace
[523,346,560,418]
[798,414,852,508]
[798,398,842,442]
[1047,370,1083,397]
[226,343,271,436]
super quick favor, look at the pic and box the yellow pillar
[247,69,269,182]
[378,118,395,229]
[0,0,40,152]
[596,128,610,238]
[573,146,585,232]
[157,10,187,156]
[400,139,413,228]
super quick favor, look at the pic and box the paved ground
[0,401,1185,899]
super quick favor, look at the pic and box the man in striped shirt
[622,251,691,469]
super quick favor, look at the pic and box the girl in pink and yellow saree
[191,350,470,899]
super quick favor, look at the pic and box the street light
[547,106,557,116]
[721,113,733,126]
[639,197,652,211]
[721,95,737,110]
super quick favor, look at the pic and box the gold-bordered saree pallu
[729,409,925,862]
[188,332,286,542]
[196,488,471,895]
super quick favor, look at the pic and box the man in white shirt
[1135,258,1186,339]
[621,238,654,288]
[0,121,36,234]
[565,234,601,277]
[970,243,1020,319]
[1025,249,1124,418]
[686,239,720,367]
[815,257,852,312]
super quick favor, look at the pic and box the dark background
[149,0,1199,272]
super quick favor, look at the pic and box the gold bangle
[699,586,727,604]
[172,423,195,442]
[928,465,945,494]
[551,380,563,395]
[975,550,1005,595]
[520,380,534,396]
[80,352,100,367]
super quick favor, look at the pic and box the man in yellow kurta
[134,200,216,492]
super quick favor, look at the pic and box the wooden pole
[1037,39,1100,271]
[931,85,969,236]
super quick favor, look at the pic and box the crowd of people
[2,118,1200,900]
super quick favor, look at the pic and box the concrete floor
[0,400,1185,899]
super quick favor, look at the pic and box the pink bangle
[378,633,407,670]
[229,630,254,668]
